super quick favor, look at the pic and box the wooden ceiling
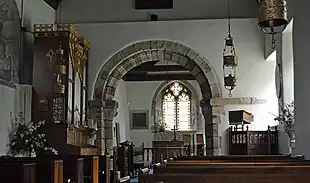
[44,0,62,10]
[122,61,196,81]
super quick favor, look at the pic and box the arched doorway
[89,40,221,155]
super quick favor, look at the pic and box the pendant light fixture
[223,0,238,97]
[258,0,288,49]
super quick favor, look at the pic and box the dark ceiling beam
[123,73,195,81]
[44,0,62,10]
[129,65,188,73]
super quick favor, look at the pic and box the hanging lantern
[223,34,238,97]
[258,0,288,48]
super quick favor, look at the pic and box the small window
[162,81,191,131]
[130,110,149,129]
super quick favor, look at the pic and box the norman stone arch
[89,40,222,155]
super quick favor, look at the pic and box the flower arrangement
[7,113,58,157]
[273,101,295,155]
[151,110,168,134]
[273,101,294,126]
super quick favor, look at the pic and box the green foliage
[7,112,58,157]
[151,110,168,134]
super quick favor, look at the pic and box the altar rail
[228,125,279,155]
[142,144,205,164]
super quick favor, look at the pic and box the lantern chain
[272,34,276,49]
[227,0,231,36]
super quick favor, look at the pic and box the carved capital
[101,108,117,120]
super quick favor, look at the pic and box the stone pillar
[89,99,118,155]
[292,0,310,158]
[200,98,220,155]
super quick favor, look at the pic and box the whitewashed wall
[59,0,257,23]
[114,80,130,142]
[0,86,15,155]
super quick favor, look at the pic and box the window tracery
[162,81,191,131]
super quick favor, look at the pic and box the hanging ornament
[223,0,237,97]
[258,0,288,49]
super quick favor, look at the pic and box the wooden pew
[117,142,146,177]
[140,155,310,183]
[0,157,63,183]
[68,156,99,183]
[172,155,303,161]
[62,156,84,183]
[144,173,310,183]
[0,162,36,183]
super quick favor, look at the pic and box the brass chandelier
[223,0,238,97]
[258,0,288,48]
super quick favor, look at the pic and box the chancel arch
[90,40,222,155]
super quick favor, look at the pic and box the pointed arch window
[162,82,191,131]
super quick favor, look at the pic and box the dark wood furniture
[228,125,279,155]
[0,157,63,183]
[152,140,184,163]
[0,162,36,183]
[0,155,127,183]
[139,155,310,183]
[229,110,253,125]
[32,24,96,155]
[117,141,147,177]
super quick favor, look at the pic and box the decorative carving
[69,26,89,81]
[52,97,65,123]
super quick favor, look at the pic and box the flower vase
[284,124,296,157]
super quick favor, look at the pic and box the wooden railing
[228,125,279,155]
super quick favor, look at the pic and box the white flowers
[8,113,58,156]
[274,101,294,126]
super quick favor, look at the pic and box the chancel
[1,0,310,182]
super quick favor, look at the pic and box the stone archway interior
[89,40,222,155]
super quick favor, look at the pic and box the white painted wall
[282,32,294,104]
[59,0,257,24]
[15,0,55,30]
[0,86,15,155]
[114,80,130,142]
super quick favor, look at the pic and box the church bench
[67,155,99,183]
[143,173,310,183]
[172,155,302,161]
[0,162,36,183]
[153,165,310,174]
[0,157,63,183]
[62,156,84,183]
[138,168,152,183]
[117,142,148,177]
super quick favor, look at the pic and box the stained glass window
[162,82,191,131]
